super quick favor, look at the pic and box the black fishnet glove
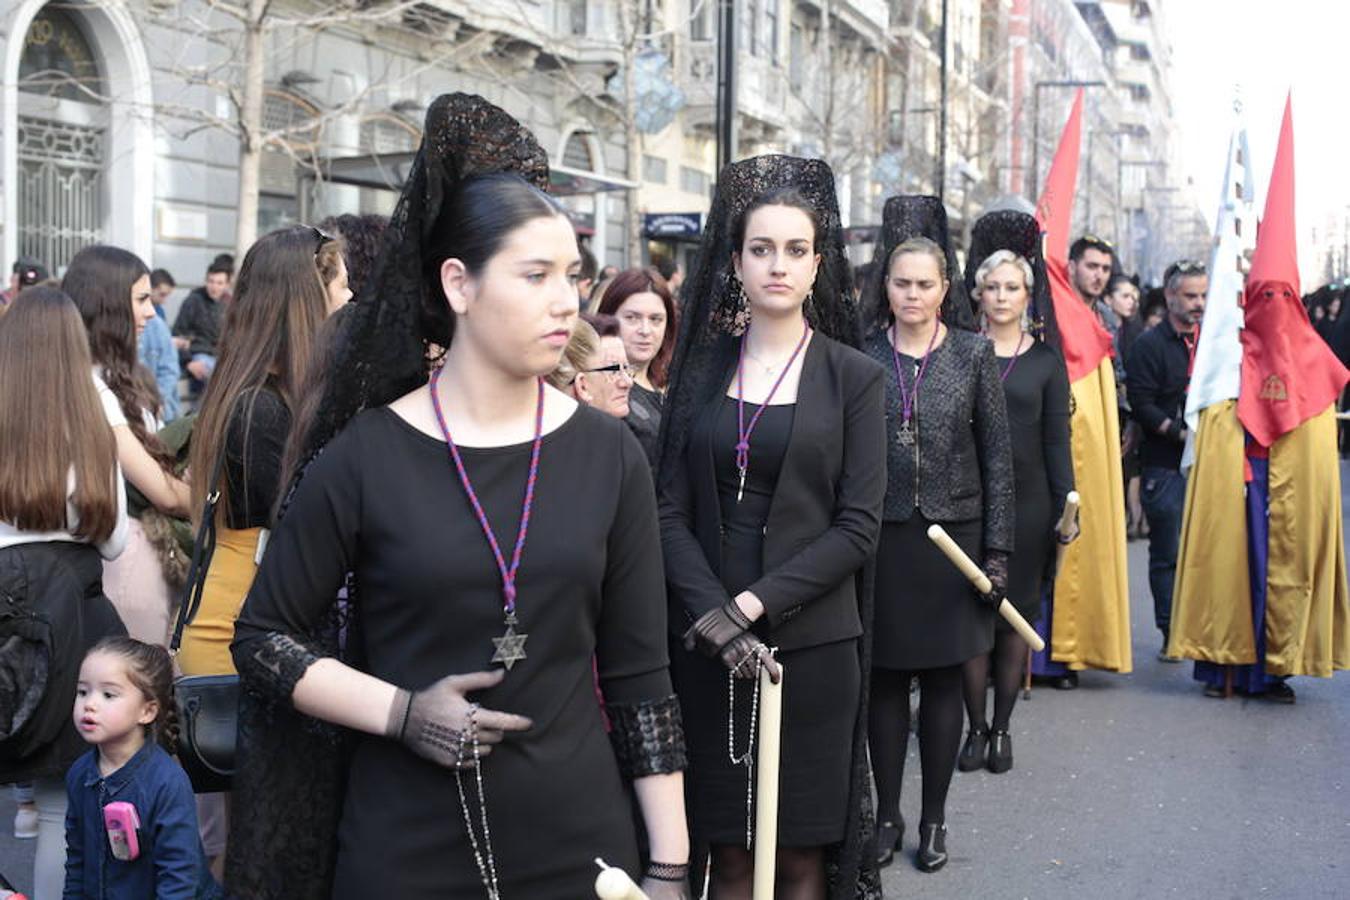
[721,633,783,683]
[982,550,1010,607]
[682,600,753,658]
[640,879,691,900]
[385,670,532,769]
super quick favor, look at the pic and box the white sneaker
[14,804,38,839]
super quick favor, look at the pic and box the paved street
[3,502,1348,898]
[877,537,1350,899]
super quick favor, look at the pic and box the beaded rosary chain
[454,705,501,900]
[727,657,764,850]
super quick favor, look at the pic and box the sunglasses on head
[306,225,335,257]
[1081,234,1114,251]
[1164,259,1206,282]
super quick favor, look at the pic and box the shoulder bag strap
[169,427,229,654]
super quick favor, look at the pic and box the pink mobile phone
[102,802,140,862]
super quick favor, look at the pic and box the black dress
[998,341,1074,629]
[672,397,858,846]
[231,404,671,898]
[625,382,663,467]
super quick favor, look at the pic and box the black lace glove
[682,600,753,658]
[641,862,692,900]
[982,550,1010,607]
[721,633,783,683]
[385,670,532,769]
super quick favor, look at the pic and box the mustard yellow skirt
[178,526,263,676]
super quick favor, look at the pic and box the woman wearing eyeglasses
[548,313,635,418]
[178,226,341,873]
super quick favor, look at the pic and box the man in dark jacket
[172,254,233,394]
[1126,259,1208,659]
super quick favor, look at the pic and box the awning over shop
[311,152,636,197]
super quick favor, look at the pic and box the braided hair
[88,637,179,753]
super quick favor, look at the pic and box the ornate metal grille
[16,115,105,271]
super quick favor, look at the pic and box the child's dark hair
[88,637,179,752]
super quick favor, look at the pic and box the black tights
[868,664,963,827]
[708,844,825,899]
[961,631,1028,732]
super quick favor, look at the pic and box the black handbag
[170,440,238,794]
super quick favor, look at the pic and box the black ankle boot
[957,725,989,772]
[915,822,948,872]
[987,729,1013,773]
[875,816,905,867]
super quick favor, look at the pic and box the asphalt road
[876,536,1350,899]
[3,491,1348,899]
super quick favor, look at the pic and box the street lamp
[1029,79,1105,203]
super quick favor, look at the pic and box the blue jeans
[1140,466,1187,640]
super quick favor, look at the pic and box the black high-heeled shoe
[957,725,989,772]
[875,817,905,867]
[987,730,1013,773]
[915,822,948,872]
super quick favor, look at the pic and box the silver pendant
[897,419,915,447]
[490,612,528,670]
[737,466,747,503]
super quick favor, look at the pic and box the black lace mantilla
[606,695,688,778]
[963,209,1062,352]
[863,195,975,334]
[656,154,862,485]
[282,93,551,514]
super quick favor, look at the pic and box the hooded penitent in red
[1237,94,1349,448]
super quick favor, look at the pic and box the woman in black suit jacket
[658,156,886,899]
[862,196,1014,874]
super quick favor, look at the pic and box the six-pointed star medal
[491,624,529,670]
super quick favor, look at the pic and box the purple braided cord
[429,367,544,614]
[735,320,812,473]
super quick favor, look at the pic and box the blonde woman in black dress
[957,210,1076,776]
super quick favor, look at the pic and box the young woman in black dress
[659,157,886,899]
[863,196,1014,873]
[957,210,1076,775]
[227,94,689,900]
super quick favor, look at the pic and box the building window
[644,154,668,183]
[744,0,759,58]
[563,131,596,171]
[764,0,779,62]
[691,0,713,40]
[680,165,710,197]
[789,23,803,91]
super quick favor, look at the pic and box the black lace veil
[657,155,861,485]
[864,195,975,333]
[226,93,551,900]
[963,209,1062,351]
[294,93,550,480]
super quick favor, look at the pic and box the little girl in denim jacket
[63,638,219,899]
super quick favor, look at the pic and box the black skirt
[674,638,860,847]
[873,516,994,669]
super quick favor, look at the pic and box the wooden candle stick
[926,524,1046,652]
[752,663,784,900]
[594,858,649,900]
[1054,490,1081,575]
